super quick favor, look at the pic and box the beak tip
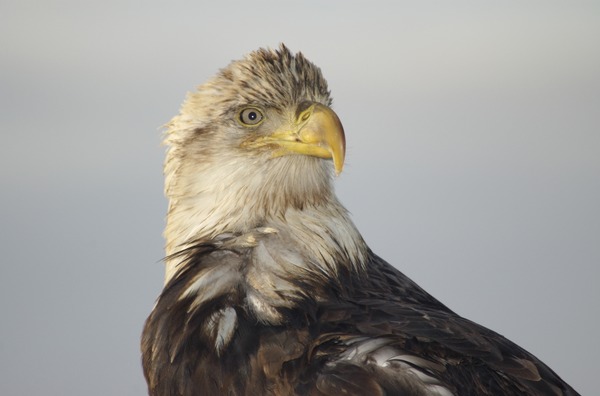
[333,160,344,176]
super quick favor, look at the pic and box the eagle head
[162,44,362,282]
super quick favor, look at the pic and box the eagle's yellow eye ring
[238,107,265,126]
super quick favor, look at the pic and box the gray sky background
[1,1,598,395]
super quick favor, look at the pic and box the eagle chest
[142,238,333,395]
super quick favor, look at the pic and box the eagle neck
[163,153,367,283]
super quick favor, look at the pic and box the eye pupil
[248,112,257,120]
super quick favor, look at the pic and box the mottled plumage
[142,44,579,395]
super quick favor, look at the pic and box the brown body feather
[142,45,579,395]
[143,236,577,395]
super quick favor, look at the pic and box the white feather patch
[338,337,455,396]
[204,307,238,355]
[179,266,241,313]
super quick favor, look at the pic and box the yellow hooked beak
[243,103,346,175]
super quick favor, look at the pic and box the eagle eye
[239,108,264,126]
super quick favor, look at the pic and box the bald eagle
[142,45,578,396]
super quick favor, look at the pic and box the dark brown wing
[305,252,580,396]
